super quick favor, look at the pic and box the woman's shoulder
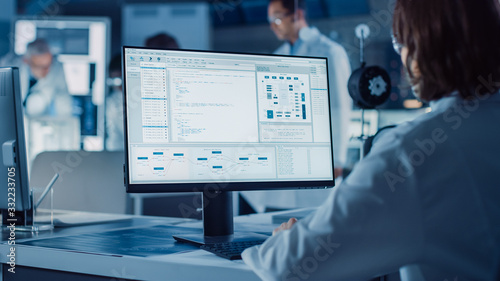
[370,105,453,155]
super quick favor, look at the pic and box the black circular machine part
[348,65,391,109]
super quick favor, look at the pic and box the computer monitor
[0,67,31,221]
[123,47,335,244]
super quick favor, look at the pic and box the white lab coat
[241,27,352,212]
[243,93,500,280]
[19,59,72,117]
[105,90,124,151]
[1,53,72,116]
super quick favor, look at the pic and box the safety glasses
[391,33,404,55]
[268,12,293,25]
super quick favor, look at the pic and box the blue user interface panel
[124,48,334,185]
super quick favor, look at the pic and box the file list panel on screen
[140,62,168,143]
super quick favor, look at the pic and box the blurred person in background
[269,0,352,171]
[105,32,179,151]
[105,55,124,151]
[144,33,180,49]
[241,0,352,213]
[0,38,77,161]
[21,38,72,117]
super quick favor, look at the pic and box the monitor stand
[1,208,53,232]
[1,189,54,232]
[173,190,268,246]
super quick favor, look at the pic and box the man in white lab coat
[242,0,500,280]
[0,38,75,160]
[20,38,72,117]
[242,0,352,212]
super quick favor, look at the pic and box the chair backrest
[30,151,131,214]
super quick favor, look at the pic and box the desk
[0,211,280,281]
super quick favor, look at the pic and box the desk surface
[0,211,288,281]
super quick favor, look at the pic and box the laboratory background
[1,0,499,280]
[0,0,429,217]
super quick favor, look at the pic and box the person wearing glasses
[269,0,351,174]
[241,0,352,214]
[243,0,500,280]
[19,38,72,117]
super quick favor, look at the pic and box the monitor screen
[123,47,335,192]
[0,67,30,211]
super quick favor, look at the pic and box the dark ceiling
[18,0,371,26]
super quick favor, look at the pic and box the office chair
[29,150,132,214]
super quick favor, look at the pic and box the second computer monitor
[123,47,335,193]
[0,67,30,211]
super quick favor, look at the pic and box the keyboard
[201,240,265,260]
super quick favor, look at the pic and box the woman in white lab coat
[242,0,500,280]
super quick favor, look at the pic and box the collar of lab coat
[284,26,321,55]
[429,92,459,112]
[429,90,500,113]
[298,26,321,42]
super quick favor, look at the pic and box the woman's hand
[272,218,298,236]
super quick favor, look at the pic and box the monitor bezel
[122,46,336,193]
[0,67,31,210]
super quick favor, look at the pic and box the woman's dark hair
[393,0,500,101]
